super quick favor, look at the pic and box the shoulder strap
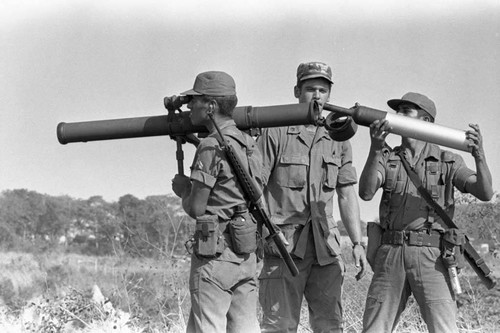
[396,151,496,289]
[396,150,458,229]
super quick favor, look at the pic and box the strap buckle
[408,231,424,246]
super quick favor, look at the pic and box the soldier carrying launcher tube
[171,71,262,333]
[359,92,494,333]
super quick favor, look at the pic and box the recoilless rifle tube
[57,98,473,153]
[57,102,320,144]
[323,103,472,152]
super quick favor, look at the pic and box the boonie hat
[181,71,236,96]
[387,92,437,119]
[296,61,333,84]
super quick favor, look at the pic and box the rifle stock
[463,236,496,289]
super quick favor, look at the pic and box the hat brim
[387,98,435,119]
[180,89,203,96]
[387,98,420,111]
[299,74,333,84]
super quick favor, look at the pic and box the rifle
[206,110,299,277]
[397,151,496,289]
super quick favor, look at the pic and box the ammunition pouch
[228,211,257,255]
[366,222,384,268]
[194,215,225,258]
[441,228,466,270]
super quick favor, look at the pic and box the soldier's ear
[294,85,300,98]
[207,99,218,114]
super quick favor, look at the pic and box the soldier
[171,71,262,333]
[257,61,368,333]
[359,92,494,333]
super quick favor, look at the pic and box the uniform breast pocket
[389,180,406,207]
[323,156,341,189]
[275,155,309,188]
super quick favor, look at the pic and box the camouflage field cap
[181,71,236,96]
[387,92,437,119]
[296,61,333,84]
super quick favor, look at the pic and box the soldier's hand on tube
[352,244,368,281]
[165,95,187,111]
[369,119,391,151]
[172,174,191,198]
[184,133,201,147]
[466,124,485,159]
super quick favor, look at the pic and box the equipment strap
[396,150,495,288]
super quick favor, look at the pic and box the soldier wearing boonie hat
[172,70,262,333]
[181,71,237,96]
[359,92,493,333]
[257,62,367,333]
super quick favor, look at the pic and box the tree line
[0,189,194,257]
[0,189,498,257]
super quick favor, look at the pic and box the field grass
[0,240,498,332]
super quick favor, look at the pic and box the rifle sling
[396,150,493,280]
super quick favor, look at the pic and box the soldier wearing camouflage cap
[359,92,493,333]
[257,62,367,332]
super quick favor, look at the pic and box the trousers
[362,244,458,333]
[259,229,345,333]
[187,249,259,333]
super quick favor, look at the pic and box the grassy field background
[0,237,498,332]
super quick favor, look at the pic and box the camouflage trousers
[362,244,458,333]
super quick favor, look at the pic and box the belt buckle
[409,231,424,246]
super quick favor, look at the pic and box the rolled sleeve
[337,164,357,186]
[451,155,476,193]
[190,169,217,188]
[337,141,358,186]
[189,138,220,189]
[256,128,280,185]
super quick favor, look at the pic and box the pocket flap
[323,155,341,166]
[280,155,309,165]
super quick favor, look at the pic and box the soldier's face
[188,96,210,126]
[294,78,331,107]
[397,104,431,122]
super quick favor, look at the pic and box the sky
[1,0,499,221]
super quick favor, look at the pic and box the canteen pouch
[194,215,221,258]
[229,212,257,255]
[441,228,465,270]
[366,222,384,268]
